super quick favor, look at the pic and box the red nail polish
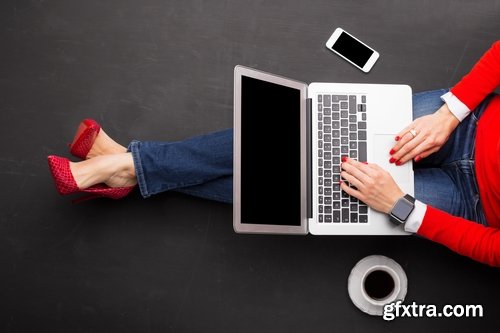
[341,156,348,162]
[389,149,395,155]
[395,136,400,141]
[395,160,402,166]
[339,180,343,184]
[415,156,421,162]
[389,157,396,163]
[363,162,368,165]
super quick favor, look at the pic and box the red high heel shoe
[47,155,135,202]
[69,119,101,159]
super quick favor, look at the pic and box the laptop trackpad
[373,134,411,183]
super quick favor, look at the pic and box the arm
[418,206,500,267]
[390,41,500,165]
[451,41,500,110]
[340,158,500,267]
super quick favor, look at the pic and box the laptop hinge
[306,98,312,219]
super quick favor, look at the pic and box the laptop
[233,65,413,235]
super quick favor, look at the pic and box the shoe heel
[70,119,101,159]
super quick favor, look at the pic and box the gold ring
[409,129,417,138]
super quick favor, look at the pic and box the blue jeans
[128,129,234,203]
[128,89,492,224]
[412,89,491,226]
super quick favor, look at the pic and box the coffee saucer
[347,255,408,316]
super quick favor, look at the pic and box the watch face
[392,198,414,221]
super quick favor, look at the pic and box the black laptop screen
[241,75,302,226]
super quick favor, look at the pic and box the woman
[48,41,500,266]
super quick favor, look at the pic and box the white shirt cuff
[440,91,471,122]
[404,200,427,233]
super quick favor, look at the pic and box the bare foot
[70,153,137,189]
[86,128,128,159]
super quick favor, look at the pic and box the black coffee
[363,270,395,300]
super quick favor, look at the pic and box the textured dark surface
[1,0,499,332]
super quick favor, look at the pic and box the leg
[128,129,233,202]
[175,175,233,204]
[414,163,487,226]
[70,128,233,203]
[412,89,450,120]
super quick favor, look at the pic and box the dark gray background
[1,0,499,332]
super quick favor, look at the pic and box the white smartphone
[325,28,379,73]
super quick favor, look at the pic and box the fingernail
[415,156,421,162]
[389,149,395,155]
[395,160,402,166]
[363,162,368,164]
[389,157,396,163]
[341,156,348,162]
[339,180,343,184]
[395,136,400,141]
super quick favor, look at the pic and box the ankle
[105,153,137,188]
[114,153,136,178]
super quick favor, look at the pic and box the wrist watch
[389,194,415,224]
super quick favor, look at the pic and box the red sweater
[417,41,500,266]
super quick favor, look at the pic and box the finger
[400,143,440,164]
[340,180,365,202]
[391,132,426,163]
[363,162,384,172]
[398,133,446,164]
[341,158,373,182]
[413,146,440,162]
[397,140,432,164]
[353,160,384,174]
[394,121,415,143]
[340,171,364,190]
[390,129,417,156]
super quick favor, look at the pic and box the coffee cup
[348,255,407,316]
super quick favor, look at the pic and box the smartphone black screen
[331,31,374,68]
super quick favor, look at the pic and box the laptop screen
[240,75,302,226]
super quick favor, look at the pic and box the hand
[389,103,460,165]
[340,158,404,214]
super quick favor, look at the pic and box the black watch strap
[404,194,415,204]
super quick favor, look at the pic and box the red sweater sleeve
[417,41,500,267]
[418,206,500,267]
[451,41,500,110]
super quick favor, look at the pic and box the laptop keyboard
[317,94,369,223]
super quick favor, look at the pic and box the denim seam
[468,112,478,160]
[146,175,230,196]
[128,141,151,198]
[474,195,488,227]
[175,187,232,204]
